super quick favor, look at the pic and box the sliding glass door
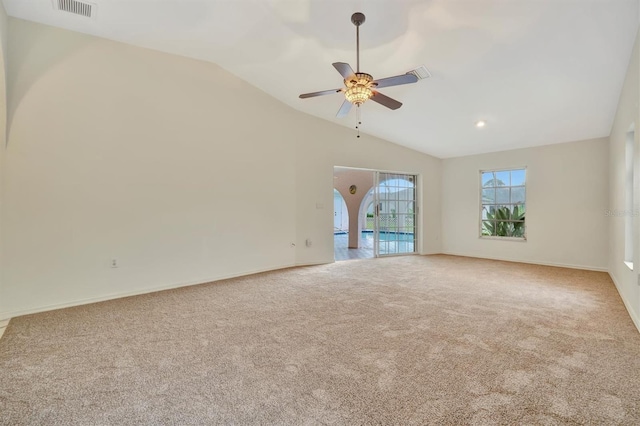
[373,172,418,257]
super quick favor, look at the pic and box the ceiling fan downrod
[351,12,365,73]
[352,12,366,138]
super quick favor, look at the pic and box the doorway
[333,167,418,261]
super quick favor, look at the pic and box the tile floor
[334,233,374,261]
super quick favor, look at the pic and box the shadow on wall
[271,1,415,48]
[0,9,6,147]
[6,20,98,140]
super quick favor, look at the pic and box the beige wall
[442,138,610,271]
[0,19,442,318]
[609,29,640,331]
[0,1,6,146]
[0,3,7,324]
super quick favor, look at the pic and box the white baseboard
[440,252,608,272]
[295,261,332,267]
[608,272,640,334]
[0,319,9,341]
[4,255,630,339]
[440,252,637,333]
[0,263,298,321]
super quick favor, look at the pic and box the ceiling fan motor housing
[351,12,366,26]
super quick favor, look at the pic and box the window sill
[624,261,634,271]
[480,236,527,242]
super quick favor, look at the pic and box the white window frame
[479,167,527,241]
[624,129,635,270]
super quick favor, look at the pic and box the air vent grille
[55,0,94,18]
[408,65,431,80]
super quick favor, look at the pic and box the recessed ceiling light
[476,120,486,128]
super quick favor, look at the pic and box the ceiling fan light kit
[299,12,419,137]
[344,73,373,105]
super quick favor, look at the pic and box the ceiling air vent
[408,65,431,80]
[54,0,95,18]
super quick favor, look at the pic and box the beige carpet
[1,255,639,425]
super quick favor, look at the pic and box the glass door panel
[374,172,417,256]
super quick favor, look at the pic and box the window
[624,130,634,269]
[480,168,526,239]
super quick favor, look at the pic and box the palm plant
[482,205,525,237]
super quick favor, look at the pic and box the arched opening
[334,188,363,259]
[333,188,348,234]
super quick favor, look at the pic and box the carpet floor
[1,255,639,425]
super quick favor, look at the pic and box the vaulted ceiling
[3,0,638,158]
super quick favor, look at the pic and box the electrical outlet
[111,259,118,268]
[306,239,312,247]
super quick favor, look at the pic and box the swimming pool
[361,230,414,241]
[362,231,414,254]
[334,231,415,254]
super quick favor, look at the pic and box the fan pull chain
[356,105,362,138]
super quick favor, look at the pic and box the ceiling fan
[299,12,418,119]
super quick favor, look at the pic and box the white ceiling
[3,0,638,158]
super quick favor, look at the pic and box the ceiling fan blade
[373,73,418,89]
[336,99,353,118]
[370,90,402,110]
[333,62,355,79]
[299,88,343,99]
